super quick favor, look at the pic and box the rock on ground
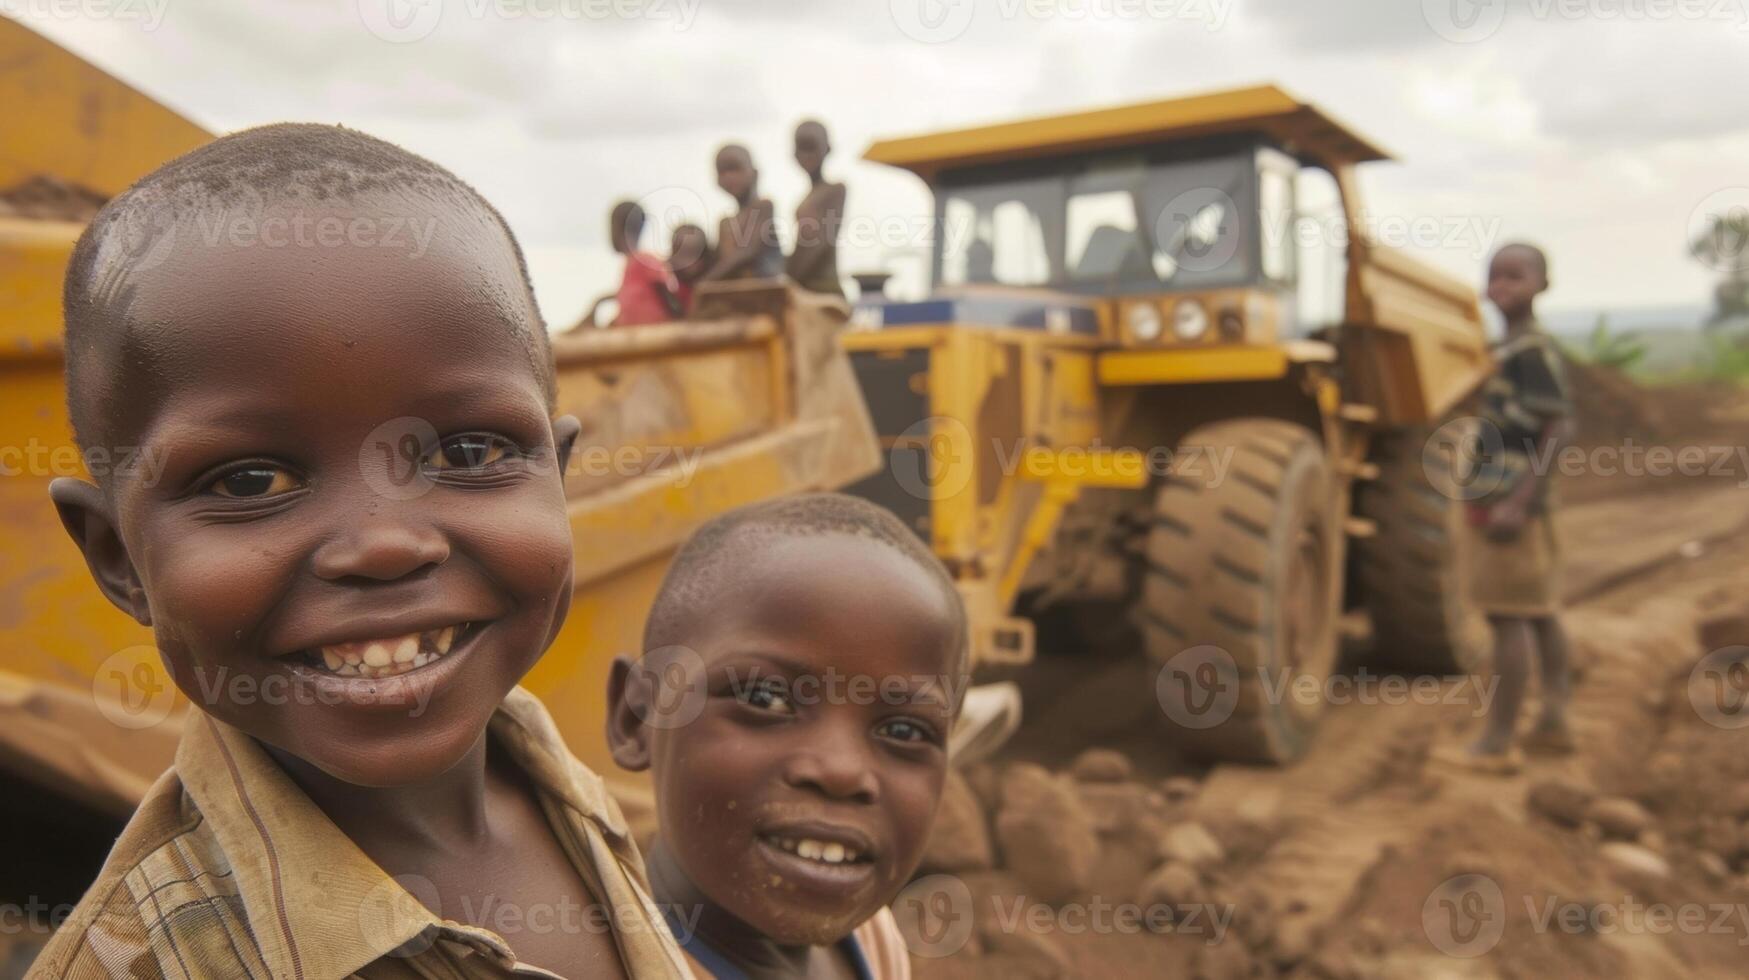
[1069,747,1133,783]
[1139,861,1204,924]
[1599,841,1671,882]
[1159,821,1227,868]
[1584,796,1654,840]
[921,768,995,873]
[994,763,1100,904]
[1526,777,1595,828]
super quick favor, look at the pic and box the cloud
[21,0,1742,321]
[1525,23,1749,145]
[1234,0,1453,51]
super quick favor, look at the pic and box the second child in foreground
[609,494,967,978]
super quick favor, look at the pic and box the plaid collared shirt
[30,688,690,979]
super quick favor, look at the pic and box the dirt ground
[905,380,1749,979]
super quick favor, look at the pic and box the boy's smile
[620,532,962,947]
[72,194,580,788]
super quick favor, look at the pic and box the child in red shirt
[610,200,679,326]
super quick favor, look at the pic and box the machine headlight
[849,305,884,331]
[1127,303,1163,342]
[1173,300,1210,341]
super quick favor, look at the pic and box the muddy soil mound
[906,585,1749,979]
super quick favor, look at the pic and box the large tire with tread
[1355,428,1489,676]
[1138,419,1340,765]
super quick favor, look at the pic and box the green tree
[1691,207,1749,327]
[1584,314,1647,371]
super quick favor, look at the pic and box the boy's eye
[426,434,514,472]
[208,466,301,499]
[876,718,937,745]
[739,678,795,715]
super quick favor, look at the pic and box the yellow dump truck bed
[0,18,879,819]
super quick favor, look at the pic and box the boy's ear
[48,477,150,625]
[552,414,582,477]
[606,654,653,771]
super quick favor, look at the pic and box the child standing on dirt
[1458,242,1577,771]
[607,493,967,978]
[36,125,688,978]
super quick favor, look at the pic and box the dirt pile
[1561,352,1749,451]
[1553,357,1749,506]
[910,582,1749,979]
[1562,354,1667,447]
[909,749,1292,979]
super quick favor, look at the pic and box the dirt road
[909,466,1749,979]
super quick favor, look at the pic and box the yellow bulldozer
[0,18,877,959]
[840,85,1493,765]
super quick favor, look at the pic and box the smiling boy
[34,125,688,978]
[608,494,966,979]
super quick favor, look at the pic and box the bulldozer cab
[929,140,1342,339]
[861,85,1386,350]
[938,142,1267,288]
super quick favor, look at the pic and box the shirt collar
[175,687,632,980]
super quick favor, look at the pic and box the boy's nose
[782,728,880,805]
[311,520,450,582]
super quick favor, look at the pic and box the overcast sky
[21,0,1749,327]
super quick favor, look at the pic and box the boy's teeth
[311,624,465,679]
[769,836,862,865]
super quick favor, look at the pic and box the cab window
[1293,166,1348,333]
[940,178,1060,287]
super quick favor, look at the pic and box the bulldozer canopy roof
[864,84,1389,183]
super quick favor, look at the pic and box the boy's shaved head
[715,143,752,170]
[63,123,555,453]
[644,493,965,660]
[1494,242,1549,280]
